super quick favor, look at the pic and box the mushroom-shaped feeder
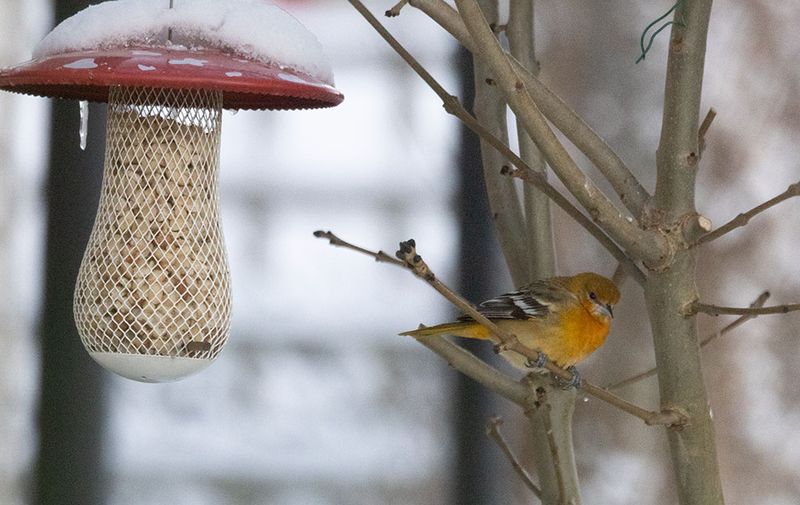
[0,0,343,382]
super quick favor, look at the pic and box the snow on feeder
[0,0,343,382]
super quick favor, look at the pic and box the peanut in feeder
[0,0,343,382]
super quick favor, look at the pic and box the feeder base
[89,352,214,383]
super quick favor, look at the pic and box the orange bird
[401,272,620,373]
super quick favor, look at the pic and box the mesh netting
[74,86,231,362]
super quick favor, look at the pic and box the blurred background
[1,1,800,504]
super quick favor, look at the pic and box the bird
[400,272,620,379]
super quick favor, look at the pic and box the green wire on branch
[636,0,684,63]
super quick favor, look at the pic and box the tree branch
[343,0,646,285]
[693,181,800,246]
[523,379,582,504]
[408,0,652,217]
[606,291,770,391]
[453,0,667,266]
[654,1,710,216]
[416,333,530,404]
[486,417,542,499]
[533,388,567,503]
[315,231,686,427]
[611,262,628,287]
[697,291,770,346]
[505,166,646,285]
[691,301,800,316]
[470,0,529,286]
[507,0,556,281]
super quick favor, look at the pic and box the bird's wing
[461,279,578,321]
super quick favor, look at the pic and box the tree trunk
[649,0,724,503]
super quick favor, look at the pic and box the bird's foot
[552,366,582,389]
[525,352,549,369]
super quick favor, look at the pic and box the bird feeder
[0,1,342,382]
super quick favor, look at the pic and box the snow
[167,57,206,67]
[79,100,88,150]
[131,50,162,56]
[63,58,98,69]
[33,0,334,84]
[277,72,309,85]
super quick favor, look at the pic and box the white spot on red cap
[64,58,97,69]
[168,58,207,67]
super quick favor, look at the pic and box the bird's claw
[552,366,582,389]
[525,352,549,369]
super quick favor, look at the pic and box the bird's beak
[594,302,613,319]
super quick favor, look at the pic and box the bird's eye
[589,291,597,300]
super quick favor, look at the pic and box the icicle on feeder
[0,2,343,382]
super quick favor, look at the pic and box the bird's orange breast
[494,306,610,368]
[549,303,611,367]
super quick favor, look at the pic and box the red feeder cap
[0,46,343,110]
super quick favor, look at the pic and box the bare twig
[408,0,651,217]
[604,365,656,394]
[693,182,800,246]
[453,0,668,266]
[385,0,409,17]
[580,381,684,426]
[697,107,716,154]
[606,291,770,391]
[699,291,770,345]
[692,301,800,316]
[344,0,646,285]
[312,230,401,265]
[316,231,686,427]
[486,417,542,499]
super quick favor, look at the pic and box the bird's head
[569,272,620,321]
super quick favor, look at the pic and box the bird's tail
[399,321,491,340]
